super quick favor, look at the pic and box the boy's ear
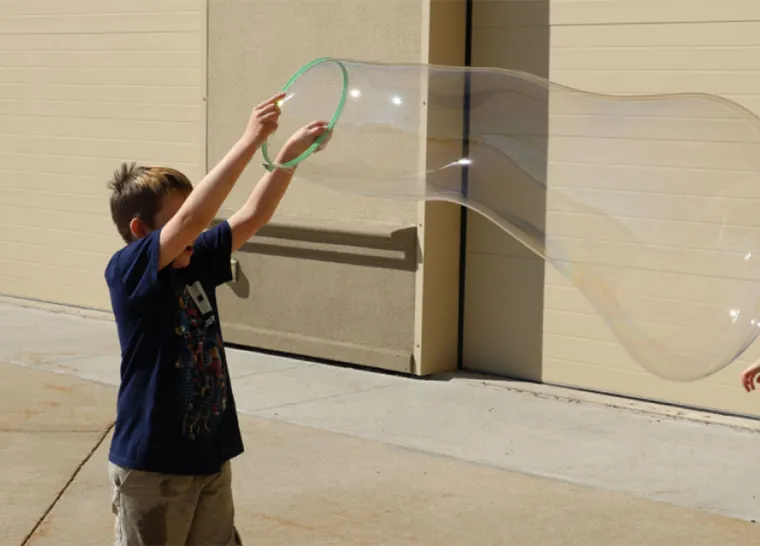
[129,217,150,239]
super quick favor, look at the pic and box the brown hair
[108,162,193,243]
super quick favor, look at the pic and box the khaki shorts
[109,461,242,546]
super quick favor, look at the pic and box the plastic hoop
[261,57,349,171]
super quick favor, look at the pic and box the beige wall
[208,0,465,374]
[457,0,760,417]
[0,0,464,376]
[0,0,208,310]
[542,0,760,417]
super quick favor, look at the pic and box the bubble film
[262,58,760,381]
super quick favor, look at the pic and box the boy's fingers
[255,92,287,110]
[306,120,329,129]
[315,130,333,151]
[257,113,280,125]
[310,122,330,134]
[258,103,280,115]
[267,91,288,104]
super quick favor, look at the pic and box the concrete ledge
[225,326,415,374]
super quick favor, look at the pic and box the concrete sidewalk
[2,297,760,545]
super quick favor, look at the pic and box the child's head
[108,162,194,265]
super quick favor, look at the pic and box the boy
[104,91,330,545]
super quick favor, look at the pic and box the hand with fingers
[741,361,760,393]
[244,92,286,149]
[276,120,333,165]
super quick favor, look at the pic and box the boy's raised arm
[228,120,331,251]
[156,93,286,270]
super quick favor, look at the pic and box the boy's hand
[276,120,332,165]
[741,362,760,392]
[244,92,286,147]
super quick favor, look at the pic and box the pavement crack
[241,382,401,414]
[20,421,114,546]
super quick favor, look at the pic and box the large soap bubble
[261,57,760,382]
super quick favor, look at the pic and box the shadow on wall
[461,0,550,382]
[227,224,418,299]
[245,224,417,270]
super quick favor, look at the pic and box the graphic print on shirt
[174,281,227,440]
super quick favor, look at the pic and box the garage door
[542,0,760,417]
[0,0,207,310]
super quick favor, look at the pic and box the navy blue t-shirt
[104,221,243,475]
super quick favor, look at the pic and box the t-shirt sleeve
[105,230,170,306]
[192,220,234,287]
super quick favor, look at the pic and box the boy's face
[129,191,194,269]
